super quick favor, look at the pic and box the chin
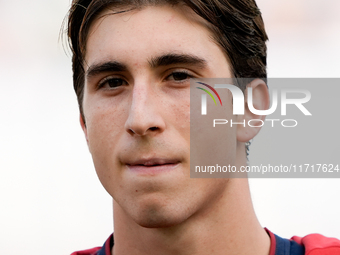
[131,198,189,229]
[136,211,185,229]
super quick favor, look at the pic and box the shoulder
[291,233,340,255]
[70,247,101,255]
[70,234,113,255]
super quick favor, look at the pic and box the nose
[124,83,165,136]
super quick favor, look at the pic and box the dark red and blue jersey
[71,230,340,255]
[71,234,112,255]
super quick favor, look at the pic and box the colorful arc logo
[196,82,223,106]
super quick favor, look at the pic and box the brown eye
[99,77,128,89]
[171,72,189,81]
[167,71,193,82]
[107,78,125,88]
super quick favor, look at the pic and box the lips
[125,157,180,174]
[127,158,180,166]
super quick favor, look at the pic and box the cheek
[85,98,127,157]
[169,88,191,132]
[174,102,190,137]
[189,89,237,174]
[84,104,128,196]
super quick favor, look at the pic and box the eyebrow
[86,61,127,78]
[149,53,207,69]
[86,53,207,79]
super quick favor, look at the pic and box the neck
[112,144,270,255]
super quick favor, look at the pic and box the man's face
[82,4,236,227]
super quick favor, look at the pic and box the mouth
[125,158,180,174]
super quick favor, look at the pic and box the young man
[67,0,340,254]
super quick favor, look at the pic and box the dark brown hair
[66,0,268,119]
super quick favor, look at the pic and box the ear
[79,113,89,144]
[236,79,270,142]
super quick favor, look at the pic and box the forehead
[85,4,225,67]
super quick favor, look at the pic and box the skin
[81,4,271,255]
